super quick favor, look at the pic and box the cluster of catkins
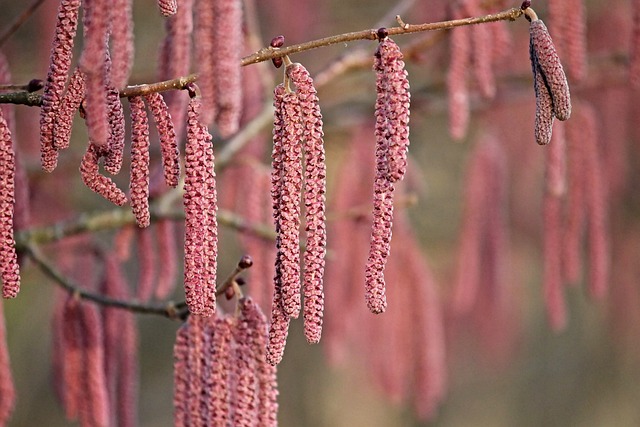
[267,60,327,364]
[525,6,572,145]
[51,253,138,427]
[174,298,278,427]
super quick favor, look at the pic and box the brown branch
[240,7,524,66]
[0,7,524,107]
[24,244,186,319]
[15,207,276,249]
[0,0,47,48]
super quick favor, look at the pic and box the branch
[15,207,276,249]
[24,244,186,319]
[240,7,524,65]
[0,0,47,48]
[0,7,524,106]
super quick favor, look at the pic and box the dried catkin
[79,143,127,206]
[183,95,218,316]
[129,96,151,228]
[212,0,243,136]
[529,18,571,121]
[145,92,180,187]
[55,68,85,151]
[40,0,82,172]
[286,63,327,343]
[0,112,19,299]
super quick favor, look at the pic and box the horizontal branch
[24,244,187,319]
[15,207,276,249]
[0,7,524,106]
[240,7,524,65]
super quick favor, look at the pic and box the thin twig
[0,0,47,48]
[25,244,185,319]
[15,207,276,249]
[240,7,523,65]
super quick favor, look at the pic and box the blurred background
[2,0,640,426]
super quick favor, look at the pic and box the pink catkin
[579,106,610,299]
[465,1,496,99]
[287,63,327,343]
[145,92,180,187]
[323,124,373,365]
[403,224,446,420]
[129,96,151,228]
[563,117,586,284]
[543,147,568,331]
[207,317,233,426]
[79,142,127,206]
[135,228,156,301]
[158,0,192,140]
[116,310,138,427]
[267,85,292,365]
[184,316,205,427]
[173,323,191,427]
[58,296,83,421]
[40,0,81,172]
[55,67,85,151]
[278,91,303,318]
[530,18,572,121]
[563,0,588,83]
[194,0,216,124]
[0,112,19,299]
[0,300,15,425]
[447,8,471,140]
[80,0,110,149]
[266,272,291,366]
[232,299,260,426]
[246,300,279,426]
[212,0,243,136]
[183,96,218,316]
[158,0,178,17]
[154,220,178,299]
[104,88,126,175]
[452,139,491,312]
[631,0,640,87]
[374,38,411,184]
[110,0,135,89]
[79,303,110,427]
[546,123,567,198]
[99,253,139,427]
